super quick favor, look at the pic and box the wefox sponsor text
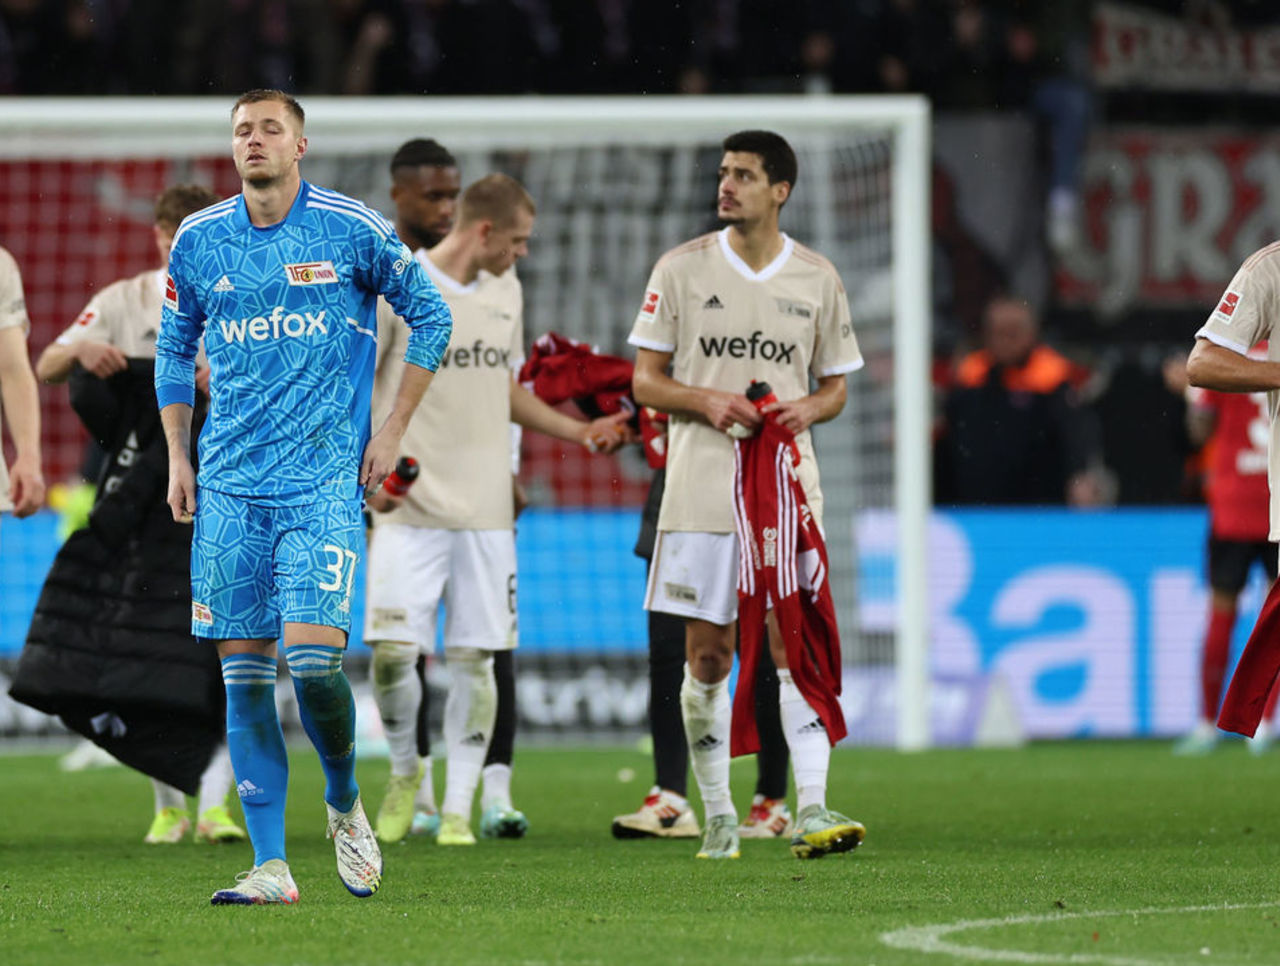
[216,307,328,343]
[698,330,796,363]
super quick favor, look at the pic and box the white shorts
[364,524,517,652]
[644,530,741,625]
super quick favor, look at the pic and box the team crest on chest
[284,261,338,285]
[775,298,812,319]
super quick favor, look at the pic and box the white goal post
[0,95,931,749]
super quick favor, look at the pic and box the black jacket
[10,360,224,794]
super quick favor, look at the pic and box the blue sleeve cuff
[156,382,196,409]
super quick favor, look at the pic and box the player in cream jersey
[35,185,246,848]
[372,260,523,532]
[1189,241,1280,540]
[365,174,631,846]
[630,130,865,861]
[630,229,859,536]
[38,186,216,384]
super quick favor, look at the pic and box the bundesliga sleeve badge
[639,288,662,320]
[1214,289,1242,323]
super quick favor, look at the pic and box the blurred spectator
[1002,1,1094,255]
[336,0,552,95]
[0,0,107,94]
[934,0,1010,111]
[932,164,1008,347]
[174,0,308,93]
[935,295,1108,506]
[546,0,697,94]
[803,0,949,97]
[1091,346,1197,505]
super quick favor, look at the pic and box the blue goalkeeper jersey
[155,180,452,506]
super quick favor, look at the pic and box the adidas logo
[692,733,722,751]
[236,779,263,798]
[702,294,724,310]
[213,275,235,293]
[799,718,826,734]
[462,731,488,746]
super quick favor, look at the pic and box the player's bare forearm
[36,340,128,384]
[160,402,193,459]
[377,361,434,439]
[0,326,42,465]
[0,327,45,515]
[363,362,433,489]
[509,381,586,441]
[767,374,848,434]
[509,381,632,452]
[34,342,74,384]
[1187,338,1280,392]
[632,347,759,433]
[159,402,196,522]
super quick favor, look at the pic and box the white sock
[482,763,513,811]
[441,647,496,818]
[152,778,185,813]
[416,755,437,812]
[778,668,829,812]
[196,743,235,815]
[371,641,422,776]
[680,664,734,820]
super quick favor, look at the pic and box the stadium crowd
[0,0,1092,100]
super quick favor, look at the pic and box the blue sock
[221,653,288,866]
[285,644,359,813]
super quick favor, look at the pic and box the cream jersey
[371,250,524,530]
[55,268,209,367]
[627,229,863,533]
[1195,240,1280,539]
[57,269,165,357]
[0,246,30,513]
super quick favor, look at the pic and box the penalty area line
[879,901,1280,965]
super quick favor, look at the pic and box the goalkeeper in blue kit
[155,89,452,905]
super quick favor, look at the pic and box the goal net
[0,96,930,748]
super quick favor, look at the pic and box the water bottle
[383,456,420,496]
[746,380,778,417]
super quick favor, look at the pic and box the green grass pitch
[4,741,1280,965]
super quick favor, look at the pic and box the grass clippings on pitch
[3,741,1280,965]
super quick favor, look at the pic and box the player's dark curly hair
[390,139,458,176]
[722,130,798,192]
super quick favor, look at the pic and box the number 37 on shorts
[190,492,365,638]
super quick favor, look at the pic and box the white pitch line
[880,901,1280,965]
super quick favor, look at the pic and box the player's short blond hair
[457,174,535,229]
[154,184,220,233]
[231,89,305,131]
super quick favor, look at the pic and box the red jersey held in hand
[730,418,846,757]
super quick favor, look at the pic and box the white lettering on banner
[1094,1,1280,93]
[1149,152,1232,283]
[217,308,327,343]
[1149,570,1207,735]
[927,516,982,678]
[1059,133,1280,313]
[517,668,648,728]
[987,566,1136,736]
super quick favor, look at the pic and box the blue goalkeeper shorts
[190,488,364,640]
